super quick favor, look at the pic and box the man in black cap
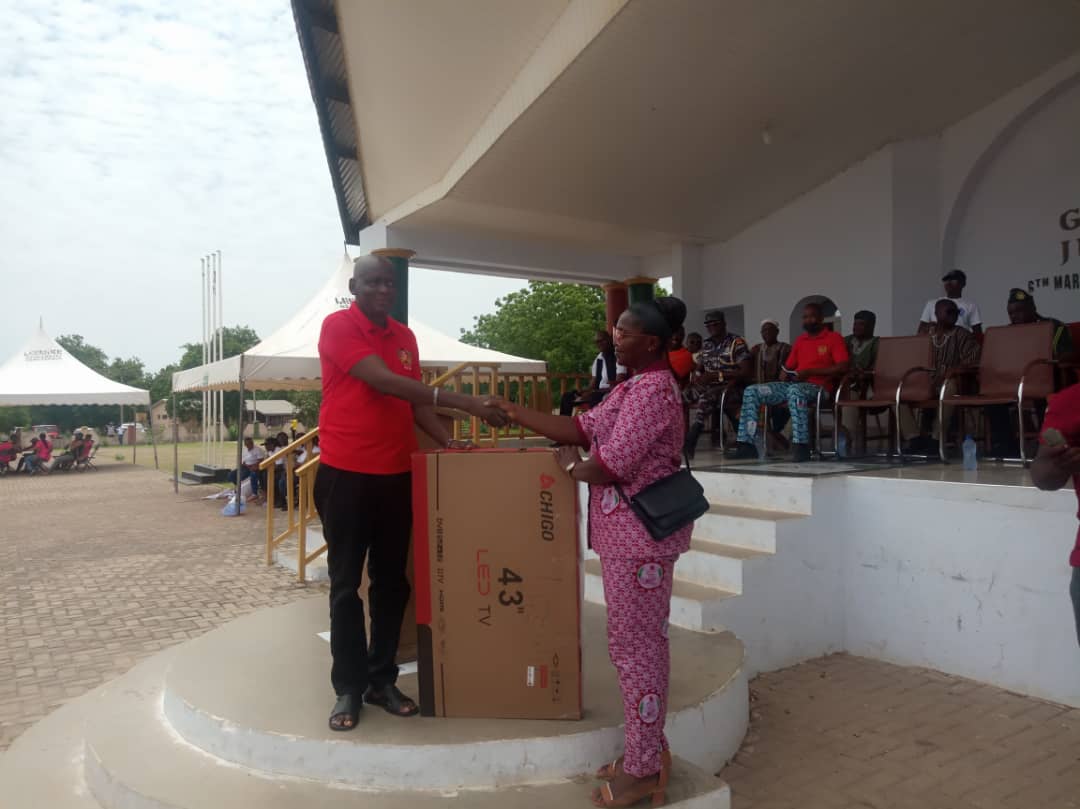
[1006,288,1073,359]
[684,310,751,457]
[918,269,983,336]
[987,289,1074,457]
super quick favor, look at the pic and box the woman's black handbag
[613,453,709,541]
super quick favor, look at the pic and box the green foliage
[179,326,260,370]
[107,356,148,388]
[56,334,110,375]
[460,282,607,374]
[171,326,260,424]
[0,407,30,434]
[291,390,322,427]
[459,282,673,374]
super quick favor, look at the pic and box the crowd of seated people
[552,270,1071,465]
[669,268,1075,463]
[243,431,321,510]
[0,429,96,475]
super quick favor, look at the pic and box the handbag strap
[608,448,693,505]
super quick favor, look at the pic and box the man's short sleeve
[920,300,935,324]
[966,302,983,327]
[830,331,850,364]
[1041,384,1080,443]
[405,329,423,381]
[732,337,751,364]
[319,313,374,374]
[1053,321,1074,360]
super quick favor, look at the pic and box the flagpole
[201,257,208,466]
[217,249,224,464]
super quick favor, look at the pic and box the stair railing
[261,430,319,576]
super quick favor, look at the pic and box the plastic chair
[938,322,1055,466]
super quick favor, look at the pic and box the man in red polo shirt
[317,254,506,731]
[728,302,850,462]
[1031,382,1080,646]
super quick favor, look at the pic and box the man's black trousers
[314,462,412,697]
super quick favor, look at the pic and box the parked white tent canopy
[0,321,149,407]
[171,254,545,393]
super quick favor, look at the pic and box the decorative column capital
[371,248,417,260]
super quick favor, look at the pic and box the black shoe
[364,684,419,717]
[725,442,758,460]
[791,444,812,463]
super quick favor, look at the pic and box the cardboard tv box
[411,448,582,720]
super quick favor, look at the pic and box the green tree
[107,356,148,388]
[460,282,670,374]
[179,325,260,370]
[56,334,110,375]
[460,282,607,374]
[0,407,31,435]
[173,325,261,427]
[291,390,322,428]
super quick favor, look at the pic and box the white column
[669,242,704,333]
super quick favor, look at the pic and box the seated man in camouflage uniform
[685,309,752,458]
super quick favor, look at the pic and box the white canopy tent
[0,321,149,407]
[171,254,546,394]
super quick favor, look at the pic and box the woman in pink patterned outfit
[495,297,691,808]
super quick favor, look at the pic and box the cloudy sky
[0,0,526,371]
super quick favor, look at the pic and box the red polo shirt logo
[317,303,422,475]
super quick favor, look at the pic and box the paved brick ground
[5,466,1080,809]
[0,464,315,751]
[722,654,1080,809]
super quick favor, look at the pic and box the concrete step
[675,539,774,592]
[692,504,803,554]
[696,470,813,515]
[193,463,231,482]
[0,644,732,809]
[161,596,745,790]
[583,559,738,633]
[179,470,214,485]
[272,526,328,582]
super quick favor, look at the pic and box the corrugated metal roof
[291,0,369,243]
[244,400,297,417]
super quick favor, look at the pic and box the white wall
[701,150,894,343]
[693,54,1080,341]
[949,78,1080,326]
[838,476,1079,707]
[711,473,1080,707]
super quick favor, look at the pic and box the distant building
[244,399,297,431]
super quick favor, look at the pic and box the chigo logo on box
[539,474,556,542]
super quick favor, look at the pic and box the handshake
[466,397,520,428]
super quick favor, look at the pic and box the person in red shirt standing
[1031,382,1080,645]
[316,255,506,731]
[728,302,850,462]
